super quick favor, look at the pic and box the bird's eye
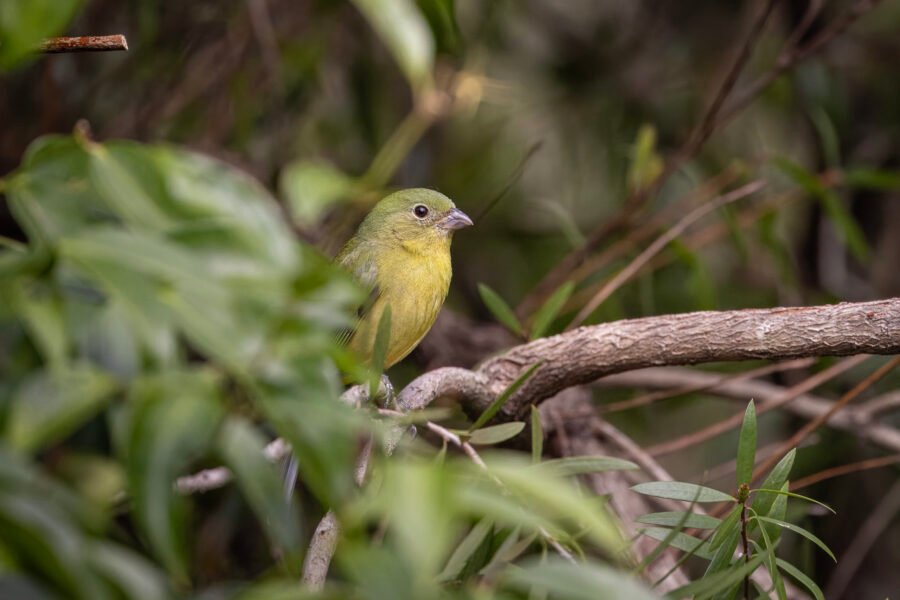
[413,204,429,218]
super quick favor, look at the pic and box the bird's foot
[376,373,396,408]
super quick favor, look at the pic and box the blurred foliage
[2,0,900,598]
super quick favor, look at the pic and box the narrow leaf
[635,512,720,530]
[469,362,540,431]
[218,417,300,552]
[708,505,741,551]
[751,488,835,514]
[776,558,826,600]
[529,281,574,340]
[751,516,836,562]
[478,283,523,336]
[750,449,795,517]
[843,167,900,190]
[351,0,434,90]
[631,481,734,503]
[670,551,767,599]
[469,422,525,446]
[638,528,714,560]
[777,158,869,260]
[505,558,659,600]
[736,400,757,486]
[531,406,543,464]
[370,304,392,399]
[438,519,493,582]
[538,457,638,477]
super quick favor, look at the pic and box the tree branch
[39,35,129,53]
[477,298,900,420]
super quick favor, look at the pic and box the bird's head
[359,188,473,252]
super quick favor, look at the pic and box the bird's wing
[335,239,381,349]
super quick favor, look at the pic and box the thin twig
[598,366,900,454]
[681,0,779,159]
[301,438,373,590]
[752,356,900,481]
[717,0,884,129]
[824,479,900,599]
[514,0,883,319]
[567,180,765,329]
[601,358,815,414]
[174,438,290,494]
[790,453,900,491]
[645,356,869,457]
[39,35,128,53]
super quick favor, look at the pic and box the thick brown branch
[476,298,900,419]
[39,35,129,53]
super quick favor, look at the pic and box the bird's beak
[438,207,474,231]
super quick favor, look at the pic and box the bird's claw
[377,374,395,408]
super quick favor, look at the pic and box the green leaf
[0,0,83,71]
[638,527,714,560]
[88,542,170,600]
[810,107,840,168]
[707,505,741,551]
[843,167,900,190]
[670,551,768,599]
[217,417,300,552]
[257,363,362,506]
[776,558,825,600]
[469,362,540,431]
[751,516,836,561]
[370,304,392,397]
[504,558,659,600]
[755,513,787,600]
[538,456,638,477]
[478,283,523,336]
[350,0,435,91]
[414,0,461,55]
[529,281,574,340]
[477,457,624,554]
[469,422,525,445]
[11,279,68,369]
[627,124,664,194]
[438,519,493,582]
[59,227,248,369]
[750,448,795,517]
[7,366,116,452]
[635,512,721,529]
[704,525,741,579]
[631,481,734,503]
[751,487,836,514]
[280,160,354,227]
[86,144,174,231]
[531,405,543,463]
[125,371,223,580]
[669,239,716,310]
[776,158,869,261]
[0,494,109,600]
[762,482,789,544]
[736,400,757,486]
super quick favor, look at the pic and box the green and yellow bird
[336,188,473,370]
[284,189,470,499]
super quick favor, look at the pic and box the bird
[283,188,472,499]
[335,188,473,371]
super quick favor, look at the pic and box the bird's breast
[358,246,452,369]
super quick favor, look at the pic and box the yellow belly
[350,249,451,368]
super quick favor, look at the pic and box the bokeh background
[2,1,900,598]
